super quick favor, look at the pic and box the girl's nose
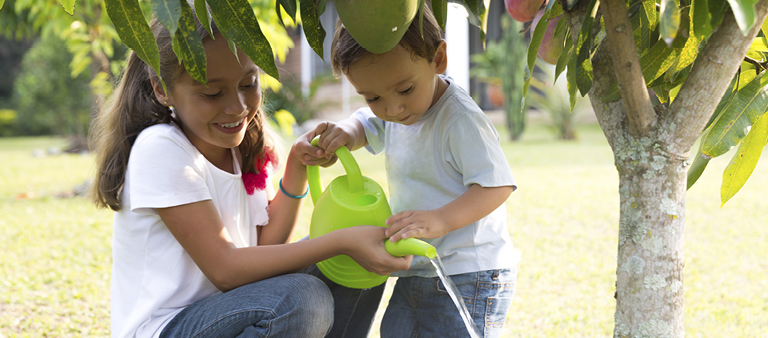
[225,92,248,115]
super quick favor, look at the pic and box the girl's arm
[158,203,409,291]
[384,184,514,242]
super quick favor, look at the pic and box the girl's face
[346,42,448,125]
[159,33,261,166]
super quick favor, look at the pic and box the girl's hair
[330,3,443,78]
[90,8,280,211]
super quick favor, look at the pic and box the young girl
[90,11,410,338]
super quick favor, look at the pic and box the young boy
[310,5,519,337]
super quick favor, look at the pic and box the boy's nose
[386,101,404,116]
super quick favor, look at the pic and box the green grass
[1,120,766,337]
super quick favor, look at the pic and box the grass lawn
[1,120,766,337]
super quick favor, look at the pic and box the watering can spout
[385,238,437,259]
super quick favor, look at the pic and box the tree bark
[559,0,768,336]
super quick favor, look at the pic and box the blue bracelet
[279,178,309,199]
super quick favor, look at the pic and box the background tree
[26,0,768,336]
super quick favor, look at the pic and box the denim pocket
[479,269,517,328]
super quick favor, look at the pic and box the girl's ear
[433,41,448,74]
[150,78,172,106]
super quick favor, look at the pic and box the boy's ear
[150,78,172,106]
[434,41,448,74]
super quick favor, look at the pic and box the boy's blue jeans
[380,268,517,338]
[159,264,385,338]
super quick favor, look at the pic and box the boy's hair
[90,4,279,211]
[330,4,443,78]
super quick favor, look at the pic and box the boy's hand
[384,210,449,242]
[314,121,358,159]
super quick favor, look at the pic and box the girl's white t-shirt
[110,123,270,338]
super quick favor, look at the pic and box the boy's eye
[204,91,224,99]
[366,97,380,103]
[399,86,414,94]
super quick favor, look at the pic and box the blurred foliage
[0,0,294,137]
[263,73,337,125]
[528,65,591,140]
[0,109,18,136]
[471,16,528,141]
[12,34,92,137]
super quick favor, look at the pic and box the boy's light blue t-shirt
[351,78,519,277]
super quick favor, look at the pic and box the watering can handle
[307,137,364,204]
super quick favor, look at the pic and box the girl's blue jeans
[380,268,517,338]
[159,264,385,338]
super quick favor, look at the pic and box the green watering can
[307,139,436,289]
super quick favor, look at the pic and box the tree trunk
[558,0,768,332]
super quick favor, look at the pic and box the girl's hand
[340,225,412,275]
[384,210,449,242]
[292,129,335,167]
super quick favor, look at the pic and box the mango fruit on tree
[504,0,548,23]
[532,10,563,65]
[335,0,420,54]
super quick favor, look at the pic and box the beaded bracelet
[279,178,309,199]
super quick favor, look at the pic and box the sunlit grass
[1,119,766,337]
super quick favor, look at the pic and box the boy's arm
[384,184,514,242]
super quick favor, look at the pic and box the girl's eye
[366,97,380,103]
[241,82,258,89]
[204,91,224,99]
[399,86,414,94]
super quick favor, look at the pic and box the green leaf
[725,0,759,35]
[173,0,207,85]
[659,0,681,45]
[208,0,279,79]
[448,0,481,27]
[674,35,700,74]
[687,150,712,189]
[59,0,76,15]
[195,0,214,38]
[300,0,326,59]
[555,31,573,83]
[574,0,599,96]
[639,0,659,52]
[0,0,5,11]
[432,0,448,31]
[277,0,297,21]
[525,11,549,85]
[152,0,182,36]
[702,71,768,157]
[721,111,768,205]
[105,0,161,83]
[691,0,712,40]
[749,37,768,51]
[601,39,681,101]
[708,0,729,28]
[567,45,578,111]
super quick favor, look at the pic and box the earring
[163,101,168,106]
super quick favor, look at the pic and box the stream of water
[429,255,482,338]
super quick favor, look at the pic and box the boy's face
[346,42,448,125]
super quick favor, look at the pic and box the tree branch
[601,0,657,137]
[667,0,768,153]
